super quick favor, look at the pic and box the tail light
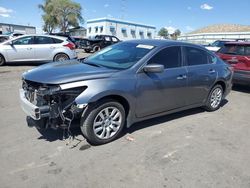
[63,42,75,50]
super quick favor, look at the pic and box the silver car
[0,34,77,66]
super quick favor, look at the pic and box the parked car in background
[0,34,77,66]
[216,41,250,85]
[81,35,120,53]
[205,40,235,52]
[0,35,10,43]
[19,40,232,145]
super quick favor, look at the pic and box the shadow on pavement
[36,100,229,143]
[232,84,250,93]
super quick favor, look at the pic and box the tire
[54,53,69,62]
[80,100,126,145]
[204,84,223,111]
[93,45,101,52]
[0,54,5,66]
[84,49,91,53]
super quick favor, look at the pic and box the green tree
[39,0,83,33]
[171,29,181,40]
[158,28,169,39]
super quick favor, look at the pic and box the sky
[0,0,249,34]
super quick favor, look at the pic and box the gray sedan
[20,40,233,145]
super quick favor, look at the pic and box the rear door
[136,46,188,117]
[184,46,217,105]
[33,36,60,61]
[6,36,35,62]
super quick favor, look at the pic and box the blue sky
[0,0,249,34]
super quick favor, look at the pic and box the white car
[0,34,77,66]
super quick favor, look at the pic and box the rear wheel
[93,45,101,52]
[0,54,5,66]
[205,84,223,111]
[54,53,69,61]
[80,100,125,145]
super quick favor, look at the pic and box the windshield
[84,42,154,69]
[211,41,227,47]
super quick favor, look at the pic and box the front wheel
[205,84,223,111]
[80,100,126,145]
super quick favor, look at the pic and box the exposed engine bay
[22,79,87,131]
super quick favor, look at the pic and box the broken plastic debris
[125,135,135,141]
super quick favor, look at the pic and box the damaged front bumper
[19,89,50,120]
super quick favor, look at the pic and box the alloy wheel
[93,107,122,139]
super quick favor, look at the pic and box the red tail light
[63,42,75,50]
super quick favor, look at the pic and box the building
[86,17,156,40]
[178,24,250,45]
[68,27,86,37]
[0,23,36,35]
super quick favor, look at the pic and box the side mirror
[143,64,164,73]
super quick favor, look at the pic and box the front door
[136,46,188,118]
[6,36,35,62]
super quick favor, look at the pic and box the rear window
[219,44,250,56]
[53,38,63,43]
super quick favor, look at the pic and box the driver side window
[148,46,182,69]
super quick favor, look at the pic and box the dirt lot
[0,51,250,188]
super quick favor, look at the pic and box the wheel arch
[53,52,69,61]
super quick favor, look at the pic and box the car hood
[23,60,118,85]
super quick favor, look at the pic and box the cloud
[185,26,194,31]
[200,3,213,10]
[104,4,109,8]
[165,26,177,34]
[187,6,192,10]
[0,6,13,17]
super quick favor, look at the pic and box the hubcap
[93,107,122,139]
[210,88,222,108]
[57,55,67,61]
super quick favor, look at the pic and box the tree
[39,0,58,33]
[39,0,83,33]
[171,29,181,40]
[158,28,169,39]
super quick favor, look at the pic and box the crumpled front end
[19,79,87,130]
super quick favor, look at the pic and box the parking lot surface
[0,50,250,188]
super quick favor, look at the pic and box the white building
[0,23,36,35]
[86,17,156,41]
[178,24,250,45]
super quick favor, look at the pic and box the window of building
[100,26,103,33]
[95,27,98,33]
[147,32,152,39]
[88,27,91,33]
[185,47,208,66]
[148,46,182,69]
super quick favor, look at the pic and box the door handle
[209,69,216,74]
[27,48,32,50]
[177,75,187,80]
[50,46,56,49]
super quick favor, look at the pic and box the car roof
[12,34,67,40]
[124,39,205,49]
[224,41,250,46]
